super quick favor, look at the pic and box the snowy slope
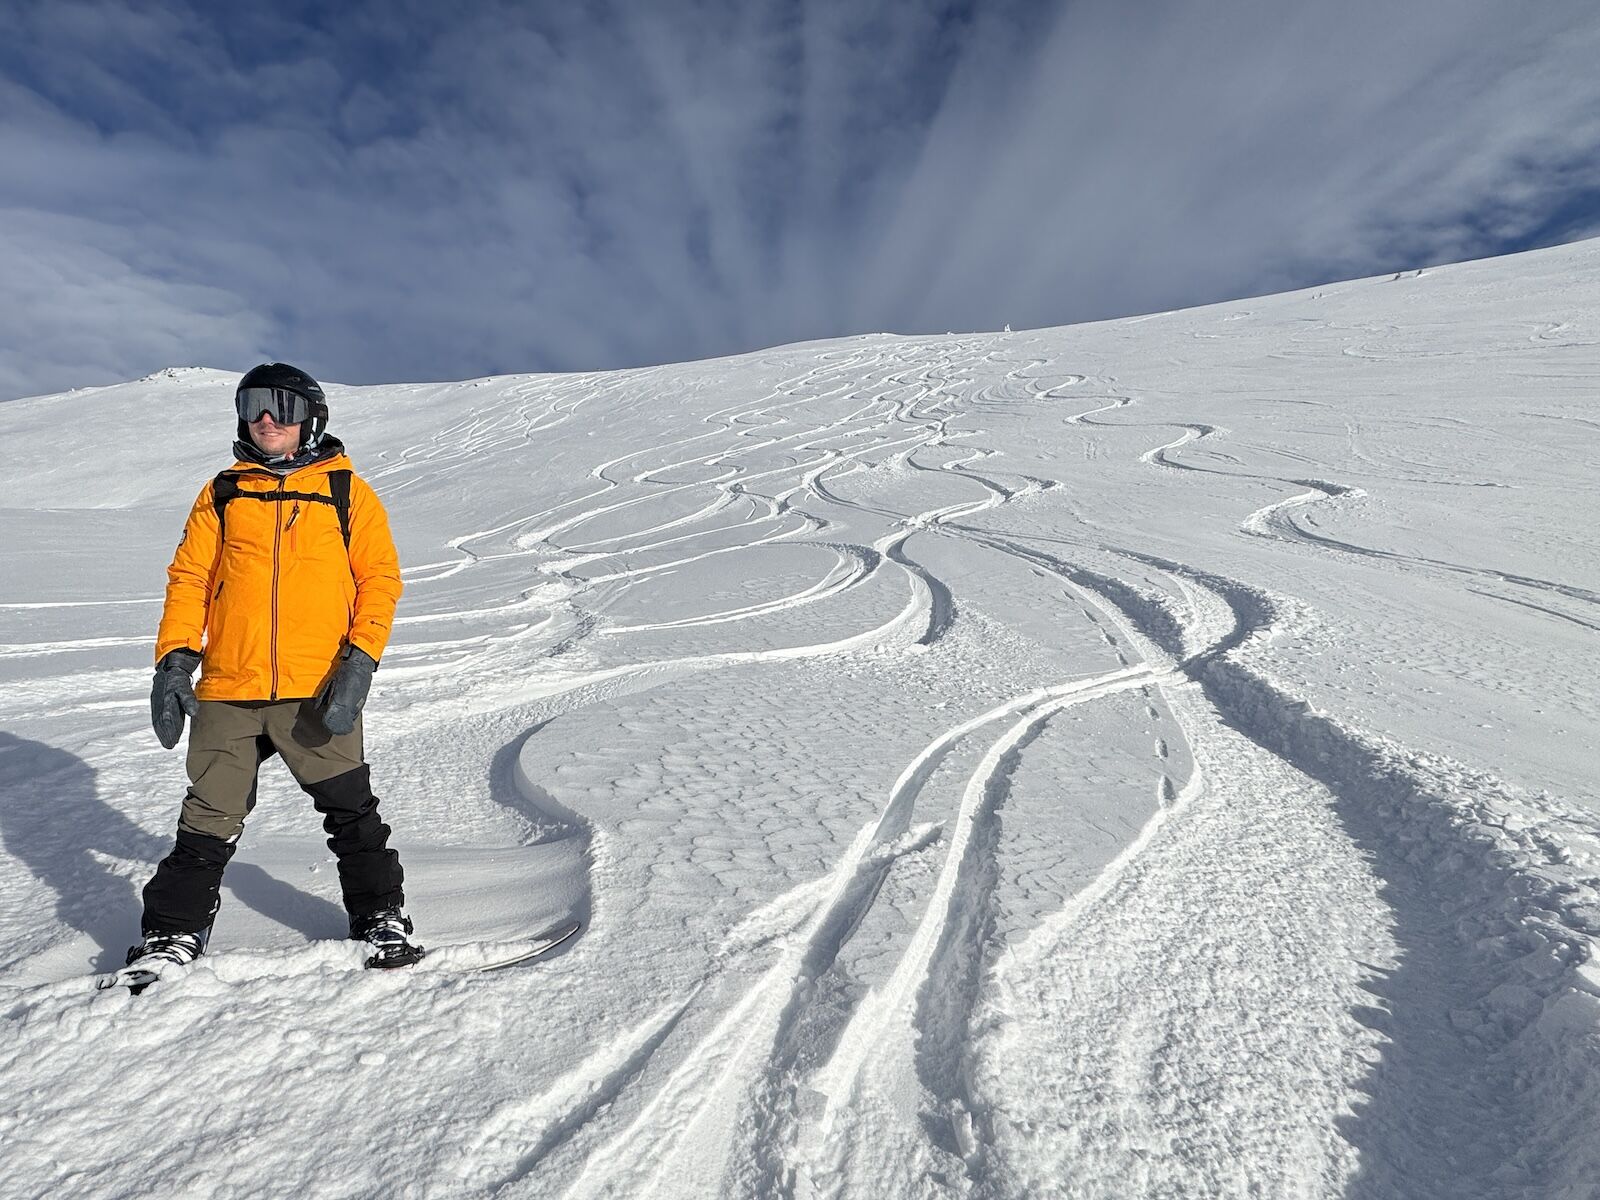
[2,239,1599,1199]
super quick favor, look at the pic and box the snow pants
[141,699,405,935]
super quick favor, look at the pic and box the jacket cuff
[347,632,383,665]
[155,640,202,666]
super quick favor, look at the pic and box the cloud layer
[4,0,1600,400]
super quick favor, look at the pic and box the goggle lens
[236,386,312,425]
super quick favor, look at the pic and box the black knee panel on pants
[142,828,238,935]
[302,765,404,917]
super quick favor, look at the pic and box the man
[129,362,422,973]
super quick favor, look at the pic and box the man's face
[248,411,303,457]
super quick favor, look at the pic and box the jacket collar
[230,434,348,476]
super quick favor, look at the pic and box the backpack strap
[209,468,353,549]
[211,471,242,539]
[328,469,353,549]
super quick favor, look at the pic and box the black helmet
[235,362,329,450]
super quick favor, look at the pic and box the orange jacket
[155,451,403,702]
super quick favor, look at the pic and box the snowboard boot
[351,907,425,969]
[124,927,210,971]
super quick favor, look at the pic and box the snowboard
[468,920,582,972]
[95,964,168,996]
[95,920,582,995]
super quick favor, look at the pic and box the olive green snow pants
[179,699,364,840]
[144,698,403,933]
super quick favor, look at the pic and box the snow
[3,238,1600,1197]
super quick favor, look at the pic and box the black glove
[150,648,201,749]
[318,645,377,735]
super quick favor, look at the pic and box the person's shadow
[0,731,346,973]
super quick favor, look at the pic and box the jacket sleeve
[155,484,221,663]
[346,474,403,662]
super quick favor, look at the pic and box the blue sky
[4,0,1600,400]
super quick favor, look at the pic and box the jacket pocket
[206,578,235,676]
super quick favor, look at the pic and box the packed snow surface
[3,240,1600,1198]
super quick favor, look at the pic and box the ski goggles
[236,386,314,425]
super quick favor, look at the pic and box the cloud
[0,210,270,399]
[2,0,1599,400]
[853,0,1600,332]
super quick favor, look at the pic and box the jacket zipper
[271,481,286,700]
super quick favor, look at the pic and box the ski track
[497,346,1596,1197]
[460,356,1320,1198]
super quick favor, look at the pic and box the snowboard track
[479,350,1600,1197]
[1077,551,1600,1196]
